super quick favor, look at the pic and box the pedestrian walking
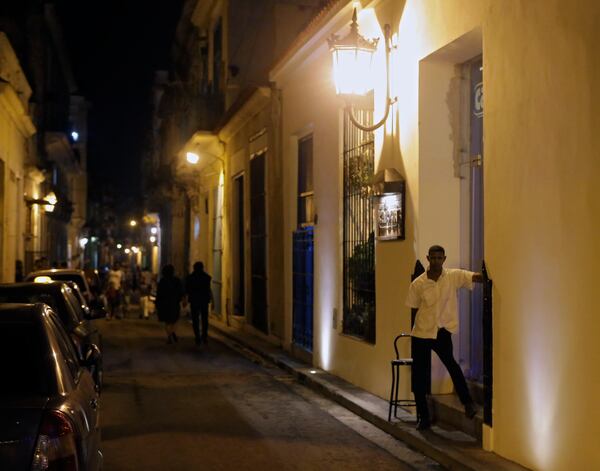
[184,261,212,345]
[156,264,184,344]
[139,266,154,319]
[106,262,124,320]
[405,245,483,431]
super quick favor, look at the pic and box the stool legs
[388,364,397,421]
[388,363,415,421]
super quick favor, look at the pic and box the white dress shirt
[108,269,124,290]
[405,268,475,339]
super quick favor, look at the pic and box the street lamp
[328,8,396,132]
[116,243,122,249]
[186,152,200,164]
[26,192,58,213]
[129,219,137,227]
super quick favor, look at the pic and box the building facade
[0,3,89,274]
[0,32,36,282]
[269,0,600,469]
[148,0,323,337]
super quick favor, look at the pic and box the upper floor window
[297,135,314,227]
[212,18,223,94]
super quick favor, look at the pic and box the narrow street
[96,312,442,470]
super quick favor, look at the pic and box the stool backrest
[393,333,412,360]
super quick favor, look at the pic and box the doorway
[250,152,268,333]
[292,135,315,351]
[460,56,484,382]
[232,173,245,315]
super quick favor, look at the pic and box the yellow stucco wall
[0,98,28,282]
[274,0,600,469]
[218,92,286,339]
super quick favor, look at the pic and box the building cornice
[218,87,271,142]
[0,82,36,137]
[269,0,350,85]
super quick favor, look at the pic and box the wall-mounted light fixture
[184,132,226,168]
[186,152,200,164]
[186,149,225,166]
[25,191,58,213]
[328,9,396,132]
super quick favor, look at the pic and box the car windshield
[0,289,78,328]
[0,321,53,396]
[37,274,88,293]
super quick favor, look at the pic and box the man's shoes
[172,333,178,343]
[465,402,478,419]
[195,337,202,346]
[416,418,431,431]
[202,337,208,345]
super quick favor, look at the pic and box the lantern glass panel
[332,47,375,95]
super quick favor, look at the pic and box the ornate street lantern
[328,9,379,96]
[328,9,395,132]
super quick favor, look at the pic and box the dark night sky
[55,0,183,208]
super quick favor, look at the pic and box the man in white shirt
[405,245,483,430]
[106,262,124,319]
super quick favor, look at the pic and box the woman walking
[155,264,184,344]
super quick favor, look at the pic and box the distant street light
[149,236,156,243]
[131,246,139,254]
[129,220,137,227]
[71,131,79,142]
[79,237,89,249]
[116,243,122,249]
[150,227,158,235]
[124,248,131,254]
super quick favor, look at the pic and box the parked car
[0,282,104,390]
[25,269,103,312]
[0,303,102,470]
[66,280,106,320]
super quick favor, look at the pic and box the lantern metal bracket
[344,23,396,132]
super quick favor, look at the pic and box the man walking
[185,261,212,345]
[106,261,124,320]
[405,245,483,430]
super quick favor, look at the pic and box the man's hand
[472,273,484,283]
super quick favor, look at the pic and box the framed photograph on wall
[371,168,405,241]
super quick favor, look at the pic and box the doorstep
[429,394,484,442]
[210,321,529,471]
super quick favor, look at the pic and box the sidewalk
[210,322,529,471]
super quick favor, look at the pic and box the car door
[47,313,101,470]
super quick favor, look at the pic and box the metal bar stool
[388,333,416,421]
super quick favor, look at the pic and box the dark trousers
[191,303,209,341]
[412,328,472,420]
